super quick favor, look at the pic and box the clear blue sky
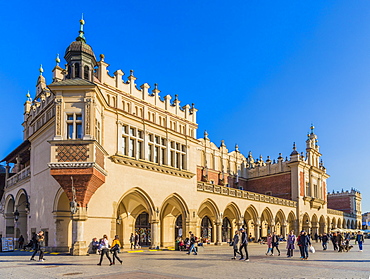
[1,1,369,212]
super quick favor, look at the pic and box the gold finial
[80,13,85,25]
[56,54,60,66]
[26,90,30,98]
[39,64,44,75]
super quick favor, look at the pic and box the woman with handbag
[97,235,113,266]
[111,235,123,265]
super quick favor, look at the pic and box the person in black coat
[321,233,329,250]
[271,232,280,256]
[298,230,311,260]
[239,228,249,261]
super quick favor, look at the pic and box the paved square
[0,243,369,279]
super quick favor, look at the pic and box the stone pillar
[255,217,261,242]
[270,220,275,234]
[281,222,287,237]
[71,207,88,256]
[215,220,222,245]
[150,220,160,249]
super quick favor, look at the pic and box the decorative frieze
[110,154,195,179]
[197,181,297,208]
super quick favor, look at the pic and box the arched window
[84,65,89,80]
[75,63,80,78]
[222,217,232,242]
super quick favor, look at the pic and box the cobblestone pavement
[0,242,369,279]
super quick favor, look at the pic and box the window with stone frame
[148,134,166,164]
[121,125,144,159]
[66,113,83,139]
[95,119,101,143]
[169,141,187,170]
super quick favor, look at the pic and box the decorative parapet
[327,208,344,216]
[197,181,297,208]
[110,154,195,179]
[7,166,31,188]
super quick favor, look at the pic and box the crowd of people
[13,228,365,265]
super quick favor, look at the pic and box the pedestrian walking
[239,228,249,261]
[18,235,24,249]
[231,230,240,259]
[30,231,45,262]
[321,233,329,250]
[286,230,296,258]
[129,233,135,249]
[337,232,344,252]
[356,231,364,252]
[265,233,273,256]
[271,231,280,256]
[110,235,123,265]
[298,230,311,260]
[134,232,140,249]
[331,232,338,251]
[97,235,113,266]
[186,233,198,255]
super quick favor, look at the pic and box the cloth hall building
[0,20,362,254]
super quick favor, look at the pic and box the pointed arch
[159,193,190,247]
[287,211,296,233]
[197,198,220,218]
[118,187,155,216]
[223,202,241,221]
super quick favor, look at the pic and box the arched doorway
[198,199,219,243]
[160,194,189,247]
[261,208,273,238]
[222,217,232,242]
[275,210,286,236]
[5,195,15,238]
[201,216,213,243]
[15,191,29,246]
[135,212,151,246]
[53,189,72,252]
[116,188,155,249]
[287,211,296,233]
[244,205,258,240]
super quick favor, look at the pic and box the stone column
[281,222,287,237]
[150,221,160,249]
[71,207,88,256]
[255,217,261,242]
[270,220,275,234]
[215,220,222,245]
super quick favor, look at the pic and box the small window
[84,66,89,80]
[75,63,80,78]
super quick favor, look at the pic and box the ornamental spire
[76,14,86,43]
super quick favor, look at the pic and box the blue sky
[0,1,369,212]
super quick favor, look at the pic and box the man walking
[239,228,249,261]
[186,233,197,255]
[321,233,328,250]
[356,231,364,252]
[298,230,311,260]
[271,231,280,256]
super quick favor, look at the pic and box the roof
[65,40,95,57]
[50,78,96,86]
[1,140,31,163]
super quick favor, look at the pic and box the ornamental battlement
[327,188,361,197]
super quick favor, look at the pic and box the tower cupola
[64,16,97,81]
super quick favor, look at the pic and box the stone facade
[0,20,362,254]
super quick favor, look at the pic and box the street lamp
[14,209,19,222]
